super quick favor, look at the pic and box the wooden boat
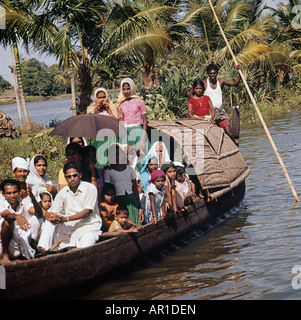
[0,118,250,300]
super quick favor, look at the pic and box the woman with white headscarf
[147,141,171,169]
[26,154,57,202]
[87,87,119,118]
[88,88,119,168]
[116,78,150,169]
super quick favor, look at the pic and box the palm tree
[0,1,33,130]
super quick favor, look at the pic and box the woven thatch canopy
[147,119,250,200]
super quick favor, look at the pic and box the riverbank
[0,90,74,106]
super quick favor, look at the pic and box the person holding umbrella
[87,88,119,169]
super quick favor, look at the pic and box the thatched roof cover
[148,119,250,199]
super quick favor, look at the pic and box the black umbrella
[49,114,127,139]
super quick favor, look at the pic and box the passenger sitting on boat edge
[147,141,171,169]
[37,162,102,252]
[26,154,57,202]
[108,205,139,234]
[0,179,41,262]
[175,166,194,212]
[141,170,166,224]
[140,154,159,193]
[99,183,119,231]
[188,79,215,123]
[58,142,94,191]
[161,162,178,214]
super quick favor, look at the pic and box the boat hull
[0,180,245,300]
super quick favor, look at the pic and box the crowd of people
[0,63,242,263]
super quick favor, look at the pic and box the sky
[0,0,289,84]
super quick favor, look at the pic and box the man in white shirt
[0,179,40,262]
[38,162,102,251]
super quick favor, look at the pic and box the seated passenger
[99,183,119,230]
[175,166,194,211]
[161,162,178,214]
[26,154,57,202]
[58,142,93,191]
[187,79,215,123]
[10,156,44,220]
[141,170,166,224]
[148,141,171,168]
[37,162,102,251]
[140,154,159,192]
[82,145,104,202]
[0,179,41,262]
[108,205,139,234]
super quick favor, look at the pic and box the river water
[1,100,301,300]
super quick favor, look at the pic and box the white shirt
[103,166,136,196]
[0,196,33,221]
[52,181,102,239]
[204,79,223,109]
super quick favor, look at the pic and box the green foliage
[21,58,73,96]
[0,129,66,183]
[0,75,12,94]
[140,91,174,120]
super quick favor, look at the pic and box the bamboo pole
[207,0,299,202]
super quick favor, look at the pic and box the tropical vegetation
[1,0,301,126]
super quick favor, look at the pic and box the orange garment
[99,202,119,229]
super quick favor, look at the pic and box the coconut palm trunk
[9,44,23,130]
[12,42,31,130]
[69,55,77,117]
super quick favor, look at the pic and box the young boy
[108,205,139,234]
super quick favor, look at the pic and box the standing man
[203,63,242,139]
[38,162,102,251]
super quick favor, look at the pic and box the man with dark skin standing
[203,63,242,139]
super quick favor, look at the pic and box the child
[188,79,215,123]
[108,205,139,234]
[116,78,148,154]
[161,162,177,214]
[103,143,144,225]
[141,170,166,224]
[39,192,53,212]
[175,166,193,211]
[99,183,119,230]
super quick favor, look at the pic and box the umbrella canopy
[49,114,128,139]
